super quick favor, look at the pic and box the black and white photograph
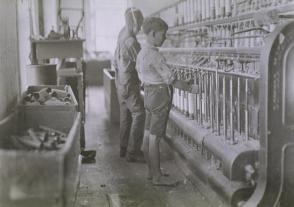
[0,0,294,206]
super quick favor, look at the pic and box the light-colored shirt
[136,43,175,85]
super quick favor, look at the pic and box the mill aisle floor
[74,86,211,207]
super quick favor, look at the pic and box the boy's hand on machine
[173,80,191,91]
[183,77,199,93]
[174,80,199,93]
[183,77,194,86]
[189,84,199,94]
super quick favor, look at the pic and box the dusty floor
[74,86,211,207]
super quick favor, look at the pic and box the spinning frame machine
[146,0,294,206]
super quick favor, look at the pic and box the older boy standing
[113,8,145,162]
[137,17,192,185]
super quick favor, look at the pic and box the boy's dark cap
[142,17,168,34]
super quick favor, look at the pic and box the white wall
[85,0,127,55]
[0,0,20,119]
[17,0,59,92]
[43,0,58,36]
[17,0,31,92]
[60,0,83,32]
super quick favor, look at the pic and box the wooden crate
[21,85,78,108]
[0,106,81,207]
[26,64,57,85]
[20,85,78,133]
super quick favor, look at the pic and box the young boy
[136,17,192,186]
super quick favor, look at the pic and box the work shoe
[147,169,170,180]
[136,150,144,157]
[120,147,127,158]
[126,152,146,163]
[81,150,96,164]
[152,176,179,187]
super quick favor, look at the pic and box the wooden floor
[74,86,211,207]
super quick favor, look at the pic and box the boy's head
[125,7,144,35]
[142,17,168,47]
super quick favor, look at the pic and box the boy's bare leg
[142,130,152,179]
[149,134,178,186]
[149,134,161,178]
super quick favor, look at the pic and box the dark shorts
[144,84,172,137]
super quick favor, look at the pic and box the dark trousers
[117,86,145,154]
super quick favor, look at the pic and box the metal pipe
[245,78,249,141]
[215,0,220,18]
[194,0,198,22]
[227,24,232,47]
[230,76,235,144]
[184,0,188,24]
[194,71,198,120]
[220,0,225,18]
[206,0,211,20]
[199,71,203,124]
[201,0,206,21]
[195,0,199,22]
[211,0,216,19]
[188,71,195,118]
[184,70,189,116]
[225,0,232,17]
[185,90,189,117]
[172,88,175,107]
[177,88,181,110]
[250,21,255,47]
[191,0,195,22]
[244,21,250,47]
[183,89,186,114]
[176,70,180,109]
[181,89,184,114]
[198,0,202,21]
[232,0,237,16]
[185,69,191,117]
[204,73,208,122]
[223,76,227,139]
[189,0,193,23]
[210,73,214,132]
[174,88,178,108]
[237,77,241,134]
[179,70,184,113]
[216,66,220,135]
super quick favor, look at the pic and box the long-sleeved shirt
[113,27,141,88]
[136,43,175,85]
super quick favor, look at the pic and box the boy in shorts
[136,17,194,185]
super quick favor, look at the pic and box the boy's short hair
[142,17,168,34]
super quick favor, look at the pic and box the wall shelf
[31,39,85,62]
